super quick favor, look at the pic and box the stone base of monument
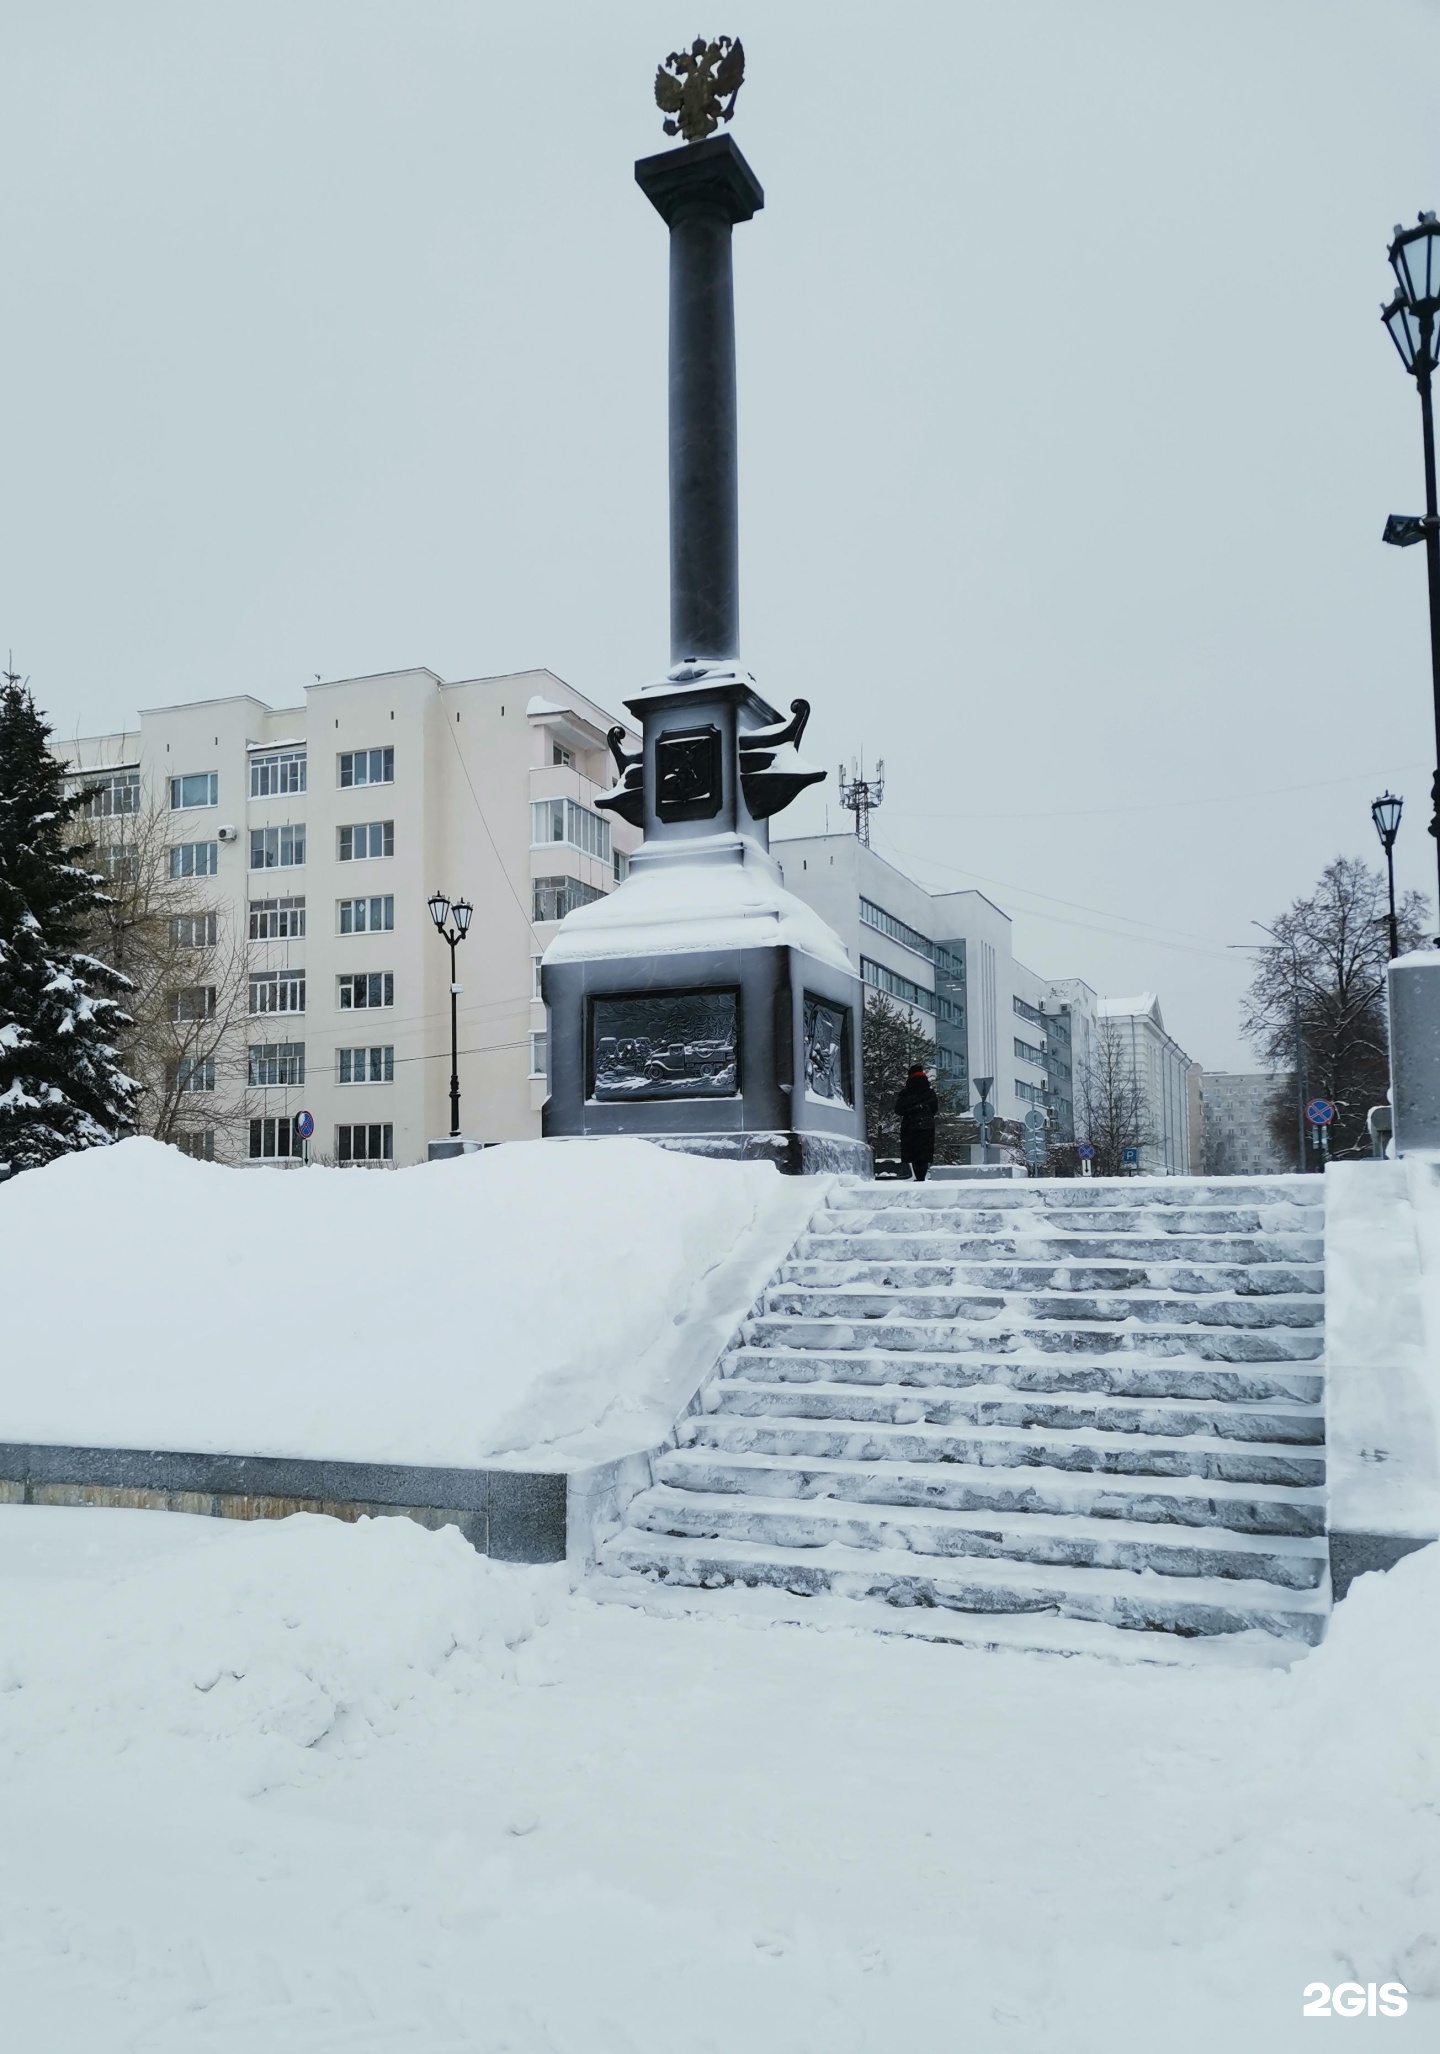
[427,1137,483,1162]
[1388,949,1440,1154]
[542,833,871,1177]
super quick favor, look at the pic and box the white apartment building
[775,835,1088,1137]
[60,667,640,1167]
[1095,993,1198,1175]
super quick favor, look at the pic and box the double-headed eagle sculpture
[655,36,745,143]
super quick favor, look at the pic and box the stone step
[742,1315,1325,1362]
[708,1376,1325,1444]
[760,1287,1325,1330]
[682,1412,1326,1487]
[780,1258,1324,1297]
[827,1183,1320,1213]
[818,1206,1323,1236]
[628,1481,1330,1588]
[654,1446,1328,1536]
[725,1347,1325,1405]
[596,1529,1331,1643]
[797,1233,1326,1265]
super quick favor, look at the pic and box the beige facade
[60,667,639,1166]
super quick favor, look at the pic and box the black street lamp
[427,890,473,1139]
[1381,211,1440,906]
[1371,790,1404,959]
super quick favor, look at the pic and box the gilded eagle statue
[654,36,745,143]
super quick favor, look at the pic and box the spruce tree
[0,676,138,1170]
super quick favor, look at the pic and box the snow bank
[0,1136,823,1468]
[0,1504,1435,2050]
[0,1508,561,1799]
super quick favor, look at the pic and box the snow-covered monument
[540,44,869,1176]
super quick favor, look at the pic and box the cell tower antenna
[838,754,884,846]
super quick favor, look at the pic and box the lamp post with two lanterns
[1380,213,1440,911]
[427,890,473,1140]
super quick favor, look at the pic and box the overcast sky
[4,0,1439,1068]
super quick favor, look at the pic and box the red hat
[908,1065,927,1076]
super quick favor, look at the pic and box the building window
[338,748,394,788]
[338,1045,394,1083]
[861,957,936,1016]
[169,772,217,810]
[936,994,963,1028]
[174,1131,215,1161]
[614,849,630,883]
[250,750,306,797]
[169,986,216,1022]
[338,894,394,933]
[249,895,306,939]
[529,1031,548,1079]
[337,1122,392,1164]
[1014,995,1045,1029]
[248,1041,305,1086]
[1016,1078,1046,1105]
[338,972,394,1010]
[251,824,305,869]
[250,1116,305,1160]
[249,970,306,1014]
[170,911,217,949]
[104,845,140,883]
[338,820,394,861]
[167,1054,215,1093]
[531,953,543,1000]
[169,842,218,879]
[82,770,140,818]
[1015,1036,1046,1067]
[552,742,573,768]
[532,875,604,923]
[936,1045,965,1077]
[859,898,933,963]
[530,798,611,863]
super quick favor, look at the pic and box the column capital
[635,134,764,227]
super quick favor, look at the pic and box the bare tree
[1241,856,1428,1162]
[73,798,250,1156]
[1077,1020,1152,1175]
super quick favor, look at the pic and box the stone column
[635,135,764,664]
[1388,949,1440,1152]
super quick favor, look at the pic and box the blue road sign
[1306,1099,1335,1127]
[295,1110,315,1140]
[1076,1142,1095,1161]
[1120,1146,1140,1165]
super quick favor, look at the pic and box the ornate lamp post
[1371,791,1403,959]
[427,890,473,1140]
[1380,212,1440,906]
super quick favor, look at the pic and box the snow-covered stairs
[595,1177,1331,1649]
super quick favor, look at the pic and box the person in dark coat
[894,1064,939,1181]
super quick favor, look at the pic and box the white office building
[775,835,1089,1137]
[60,667,640,1167]
[1095,994,1198,1175]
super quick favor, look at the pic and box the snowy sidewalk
[0,1504,1433,2051]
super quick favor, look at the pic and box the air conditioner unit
[217,825,238,843]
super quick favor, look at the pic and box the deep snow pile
[0,1503,1433,2052]
[0,1136,823,1467]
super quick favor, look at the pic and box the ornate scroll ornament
[654,36,745,143]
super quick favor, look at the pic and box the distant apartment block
[1201,1070,1294,1175]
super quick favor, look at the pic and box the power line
[894,760,1432,826]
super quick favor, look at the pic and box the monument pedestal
[543,823,869,1176]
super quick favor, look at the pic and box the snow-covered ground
[0,1138,821,1467]
[0,1503,1433,2051]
